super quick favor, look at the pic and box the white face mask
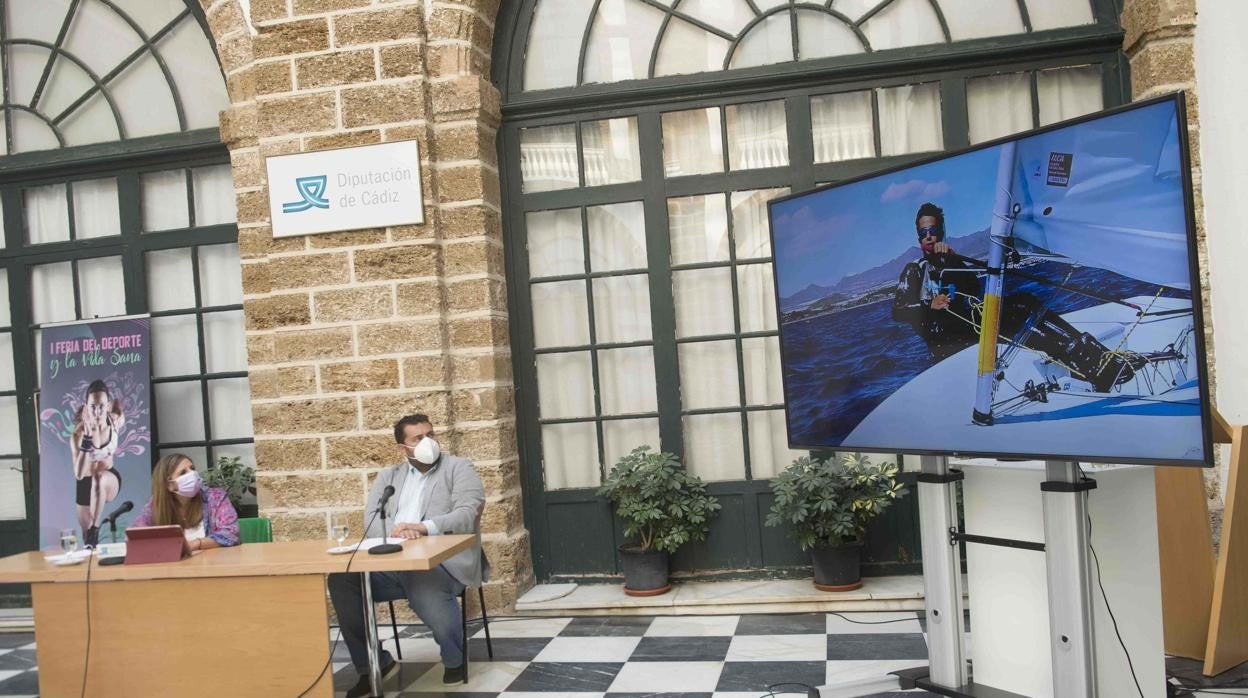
[174,470,202,498]
[408,437,440,466]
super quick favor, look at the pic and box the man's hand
[930,293,951,311]
[932,242,950,254]
[390,522,428,539]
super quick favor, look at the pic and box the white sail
[1008,100,1191,290]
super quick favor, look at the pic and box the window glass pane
[25,183,70,244]
[587,202,647,272]
[602,418,660,471]
[154,380,205,442]
[34,329,43,384]
[11,107,60,153]
[1037,65,1103,126]
[860,0,945,51]
[113,54,181,138]
[812,91,875,163]
[142,170,189,231]
[208,378,253,439]
[748,409,804,479]
[581,118,641,186]
[536,352,595,419]
[683,412,745,481]
[796,9,866,60]
[654,18,731,78]
[742,336,784,406]
[0,333,13,391]
[583,0,665,84]
[159,446,207,469]
[0,459,24,520]
[673,267,734,338]
[939,0,1025,41]
[0,198,4,247]
[77,256,126,319]
[726,100,789,170]
[527,208,585,278]
[214,442,257,469]
[678,340,739,409]
[967,72,1033,144]
[531,280,590,349]
[30,261,76,324]
[203,311,247,373]
[72,178,121,239]
[523,0,597,90]
[668,194,729,266]
[146,248,197,312]
[737,263,777,333]
[593,275,652,344]
[198,243,244,307]
[63,0,142,87]
[598,346,657,415]
[679,0,754,34]
[542,422,599,490]
[0,269,10,326]
[662,107,724,177]
[521,124,579,193]
[152,315,201,377]
[732,188,788,260]
[0,397,17,453]
[61,93,120,148]
[192,165,238,226]
[878,82,943,155]
[1024,0,1095,31]
[154,15,231,130]
[729,12,792,69]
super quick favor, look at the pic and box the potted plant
[766,452,908,591]
[204,455,258,519]
[597,446,721,596]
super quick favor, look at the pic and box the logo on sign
[1046,152,1073,187]
[282,175,331,213]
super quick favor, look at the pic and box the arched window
[0,1,245,546]
[496,0,1125,577]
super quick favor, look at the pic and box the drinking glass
[59,528,79,554]
[331,514,350,548]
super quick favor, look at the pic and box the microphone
[369,485,402,555]
[104,501,134,526]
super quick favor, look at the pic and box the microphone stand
[368,495,402,555]
[99,516,125,566]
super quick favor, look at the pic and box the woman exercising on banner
[70,379,124,548]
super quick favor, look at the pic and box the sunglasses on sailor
[917,225,942,240]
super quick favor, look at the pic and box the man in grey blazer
[329,413,488,697]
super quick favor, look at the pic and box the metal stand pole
[1042,461,1097,698]
[362,571,384,697]
[917,455,968,687]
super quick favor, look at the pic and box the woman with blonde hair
[131,454,240,550]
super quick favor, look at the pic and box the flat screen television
[767,93,1212,466]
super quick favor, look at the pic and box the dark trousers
[327,568,466,672]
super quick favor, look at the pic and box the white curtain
[203,310,247,373]
[581,118,642,186]
[748,409,805,479]
[593,274,651,344]
[521,124,579,193]
[72,178,121,239]
[531,280,590,349]
[726,100,789,170]
[812,91,875,163]
[587,202,647,271]
[1037,65,1103,126]
[967,72,1033,144]
[598,346,657,415]
[672,267,734,337]
[662,107,724,176]
[684,413,746,481]
[877,82,943,155]
[193,165,238,226]
[537,352,595,420]
[602,418,660,470]
[30,262,75,324]
[25,184,70,244]
[527,208,584,278]
[678,340,739,410]
[542,422,599,490]
[198,243,244,307]
[668,194,729,265]
[141,169,189,231]
[0,458,24,520]
[145,248,197,311]
[732,188,787,259]
[152,315,200,377]
[77,256,125,319]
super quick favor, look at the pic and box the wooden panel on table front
[1155,465,1216,659]
[32,575,332,697]
[1205,424,1248,676]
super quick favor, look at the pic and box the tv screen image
[768,95,1211,466]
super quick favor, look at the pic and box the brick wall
[200,0,530,613]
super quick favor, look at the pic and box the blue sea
[780,261,1191,448]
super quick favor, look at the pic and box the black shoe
[442,664,466,685]
[345,654,398,698]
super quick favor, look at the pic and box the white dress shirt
[393,461,440,535]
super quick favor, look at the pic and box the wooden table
[0,535,474,697]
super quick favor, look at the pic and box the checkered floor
[0,611,939,697]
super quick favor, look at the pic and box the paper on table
[355,537,404,548]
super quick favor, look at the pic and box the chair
[386,555,494,670]
[238,517,272,544]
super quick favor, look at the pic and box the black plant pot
[237,503,260,519]
[619,545,671,596]
[811,542,863,592]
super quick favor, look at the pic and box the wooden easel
[1156,410,1248,675]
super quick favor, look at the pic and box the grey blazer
[363,453,489,587]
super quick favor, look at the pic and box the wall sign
[266,140,424,238]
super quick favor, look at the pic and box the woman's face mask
[172,469,202,498]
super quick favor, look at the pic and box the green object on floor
[239,517,272,544]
